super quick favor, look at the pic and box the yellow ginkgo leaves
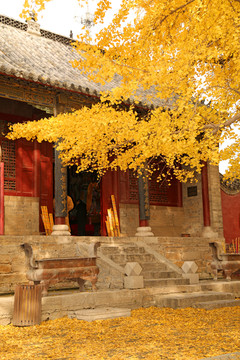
[8,101,221,182]
[17,0,240,180]
[0,306,240,360]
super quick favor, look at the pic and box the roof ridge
[220,173,240,194]
[0,14,73,46]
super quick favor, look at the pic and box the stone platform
[1,280,240,326]
[69,307,131,321]
[0,234,221,295]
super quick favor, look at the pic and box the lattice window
[127,166,175,205]
[149,174,168,204]
[129,170,139,201]
[0,120,16,191]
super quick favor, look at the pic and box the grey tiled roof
[220,173,240,194]
[0,15,119,98]
[0,15,169,108]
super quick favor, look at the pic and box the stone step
[98,247,120,254]
[194,299,240,310]
[109,254,155,263]
[99,245,146,255]
[121,246,146,254]
[144,278,190,288]
[116,262,168,272]
[154,291,235,309]
[140,262,168,271]
[143,270,182,279]
[127,254,156,262]
[108,254,126,262]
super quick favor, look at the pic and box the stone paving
[200,353,240,360]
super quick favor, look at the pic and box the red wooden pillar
[51,95,70,235]
[138,174,150,227]
[54,147,67,225]
[201,162,211,227]
[136,171,154,236]
[0,162,4,235]
[140,219,149,226]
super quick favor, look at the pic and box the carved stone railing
[21,243,100,296]
[210,241,240,280]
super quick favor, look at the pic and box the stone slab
[69,307,131,321]
[194,299,240,310]
[124,276,144,289]
[0,281,239,324]
[200,280,240,297]
[199,353,240,360]
[155,291,234,308]
[182,273,199,284]
[0,296,14,325]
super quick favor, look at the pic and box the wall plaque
[187,186,197,197]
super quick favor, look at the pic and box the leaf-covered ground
[0,307,240,360]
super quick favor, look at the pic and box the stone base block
[135,226,154,237]
[124,276,144,289]
[51,225,71,236]
[182,273,199,284]
[69,307,131,321]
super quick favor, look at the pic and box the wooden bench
[210,241,240,281]
[21,243,100,296]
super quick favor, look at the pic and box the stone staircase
[97,241,240,309]
[155,291,240,309]
[98,242,189,289]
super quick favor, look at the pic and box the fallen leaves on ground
[0,306,240,360]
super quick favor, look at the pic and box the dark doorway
[68,167,101,236]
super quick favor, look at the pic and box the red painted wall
[221,189,240,243]
[119,168,182,207]
[0,112,53,233]
[0,163,4,234]
[101,168,182,236]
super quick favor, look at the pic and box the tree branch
[203,84,240,96]
[157,0,196,27]
[203,113,240,134]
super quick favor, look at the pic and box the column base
[201,226,218,238]
[135,226,154,237]
[51,224,71,236]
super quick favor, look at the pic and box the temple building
[0,14,233,242]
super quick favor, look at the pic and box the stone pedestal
[51,224,71,236]
[135,226,154,237]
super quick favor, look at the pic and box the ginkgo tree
[8,0,240,181]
